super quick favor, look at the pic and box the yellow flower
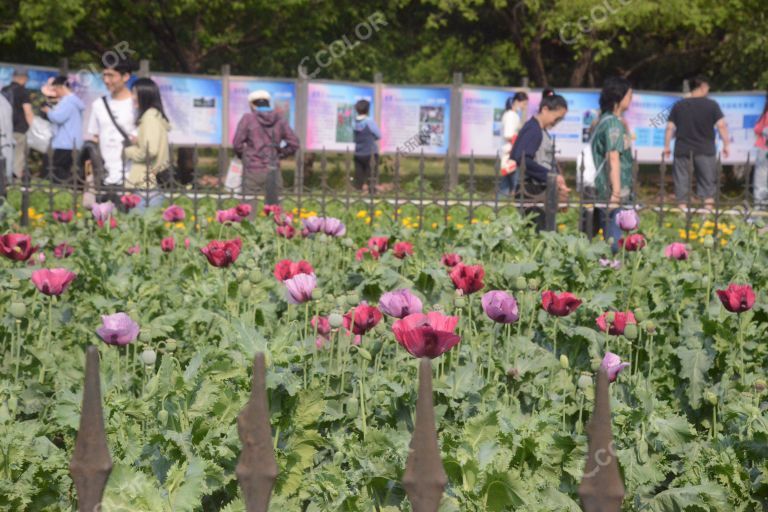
[76,212,83,218]
[175,222,185,229]
[165,222,171,229]
[446,215,453,221]
[206,216,213,223]
[483,220,490,224]
[191,215,196,221]
[471,219,478,224]
[678,229,687,238]
[558,223,566,232]
[411,224,419,229]
[292,207,299,214]
[664,223,672,228]
[374,210,382,217]
[396,208,402,214]
[456,223,464,230]
[692,222,700,230]
[356,210,367,219]
[704,220,715,228]
[720,239,728,246]
[431,223,438,229]
[688,232,699,240]
[365,217,372,224]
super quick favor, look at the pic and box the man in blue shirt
[352,99,380,192]
[41,76,85,184]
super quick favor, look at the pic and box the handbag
[27,116,53,154]
[576,115,612,191]
[224,157,243,190]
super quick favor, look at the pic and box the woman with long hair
[124,77,171,207]
[752,92,768,207]
[591,76,634,251]
[499,91,528,195]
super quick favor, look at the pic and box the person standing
[499,91,528,195]
[509,90,570,230]
[752,92,768,208]
[352,99,380,192]
[664,76,730,211]
[232,90,299,205]
[123,78,171,210]
[41,76,84,184]
[86,58,136,186]
[1,67,34,180]
[591,77,634,252]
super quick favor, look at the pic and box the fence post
[59,58,69,76]
[295,65,309,195]
[578,369,624,512]
[139,59,150,79]
[69,346,113,512]
[236,353,278,512]
[543,173,558,231]
[402,358,447,512]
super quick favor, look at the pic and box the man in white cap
[1,67,34,180]
[232,89,299,205]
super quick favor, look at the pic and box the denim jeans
[498,172,519,198]
[596,207,624,253]
[754,149,768,207]
[133,193,165,214]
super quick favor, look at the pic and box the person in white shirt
[499,91,528,195]
[87,58,136,186]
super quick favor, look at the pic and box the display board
[379,86,452,155]
[527,90,601,161]
[624,92,680,163]
[228,78,296,144]
[306,82,375,152]
[0,65,58,91]
[152,74,223,145]
[710,93,765,164]
[460,86,526,158]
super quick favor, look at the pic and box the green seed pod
[141,349,157,366]
[515,276,528,290]
[139,330,152,343]
[165,338,177,352]
[703,235,714,249]
[454,296,466,308]
[754,379,767,393]
[346,293,359,306]
[623,323,639,340]
[644,320,656,335]
[9,302,26,319]
[704,391,718,405]
[503,226,513,238]
[527,277,540,291]
[559,354,569,369]
[634,308,647,321]
[311,287,322,300]
[342,237,354,248]
[691,260,702,271]
[578,372,593,389]
[249,269,263,283]
[240,281,252,295]
[606,311,615,323]
[328,313,344,328]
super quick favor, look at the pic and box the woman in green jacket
[124,78,171,209]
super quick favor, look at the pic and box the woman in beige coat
[124,78,171,209]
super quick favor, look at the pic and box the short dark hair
[505,92,528,110]
[131,77,168,125]
[52,75,69,87]
[355,99,370,115]
[106,56,136,75]
[599,77,632,114]
[690,76,709,90]
[539,89,567,112]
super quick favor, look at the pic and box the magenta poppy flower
[200,239,242,267]
[664,243,689,260]
[0,233,38,262]
[618,234,646,251]
[367,236,389,253]
[393,241,414,259]
[96,312,140,346]
[601,352,630,382]
[184,238,191,249]
[450,263,485,295]
[343,303,382,341]
[53,243,75,259]
[31,268,77,296]
[322,217,346,237]
[615,209,639,231]
[274,259,314,281]
[96,217,118,229]
[126,244,140,255]
[216,208,241,223]
[161,237,175,252]
[284,273,317,304]
[120,194,141,210]
[392,311,461,359]
[441,253,462,267]
[481,290,519,323]
[91,202,114,222]
[303,216,324,233]
[162,204,185,222]
[596,311,636,335]
[311,315,332,348]
[716,284,755,313]
[235,203,252,218]
[541,290,582,317]
[379,289,423,318]
[276,225,295,239]
[53,210,74,223]
[355,247,380,261]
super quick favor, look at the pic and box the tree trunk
[569,47,594,87]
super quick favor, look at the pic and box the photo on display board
[193,97,216,108]
[336,103,356,143]
[419,106,445,146]
[492,107,505,137]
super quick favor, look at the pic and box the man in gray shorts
[664,76,730,211]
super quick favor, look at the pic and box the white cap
[248,90,271,103]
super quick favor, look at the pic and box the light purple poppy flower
[600,351,630,382]
[481,290,519,324]
[97,313,140,346]
[322,217,346,237]
[303,216,324,233]
[599,258,621,269]
[379,289,423,319]
[91,202,114,222]
[284,273,317,304]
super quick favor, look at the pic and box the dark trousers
[52,149,75,184]
[353,154,379,190]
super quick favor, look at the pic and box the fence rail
[68,346,620,511]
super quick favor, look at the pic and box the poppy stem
[552,318,559,358]
[116,346,122,391]
[14,320,21,383]
[705,247,712,306]
[738,313,745,386]
[359,359,367,440]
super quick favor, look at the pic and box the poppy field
[0,196,767,511]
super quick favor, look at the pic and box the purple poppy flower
[96,313,140,346]
[379,289,423,319]
[481,290,519,323]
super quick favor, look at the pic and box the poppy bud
[527,277,540,290]
[691,260,702,271]
[241,281,252,295]
[311,287,322,300]
[755,379,767,393]
[578,372,593,389]
[515,276,527,290]
[342,237,354,248]
[346,397,359,416]
[506,367,521,379]
[7,396,17,412]
[141,349,157,366]
[9,302,26,318]
[634,308,647,321]
[158,410,169,423]
[503,226,513,237]
[328,312,344,328]
[704,391,718,405]
[644,321,656,335]
[454,296,466,308]
[346,293,359,306]
[605,311,615,323]
[703,235,714,249]
[139,331,152,343]
[560,354,569,369]
[754,219,766,229]
[623,323,638,340]
[165,338,177,351]
[249,269,263,283]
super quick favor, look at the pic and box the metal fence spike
[403,358,447,512]
[236,353,278,512]
[69,346,113,512]
[578,368,625,512]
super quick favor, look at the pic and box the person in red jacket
[753,92,768,208]
[232,90,300,205]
